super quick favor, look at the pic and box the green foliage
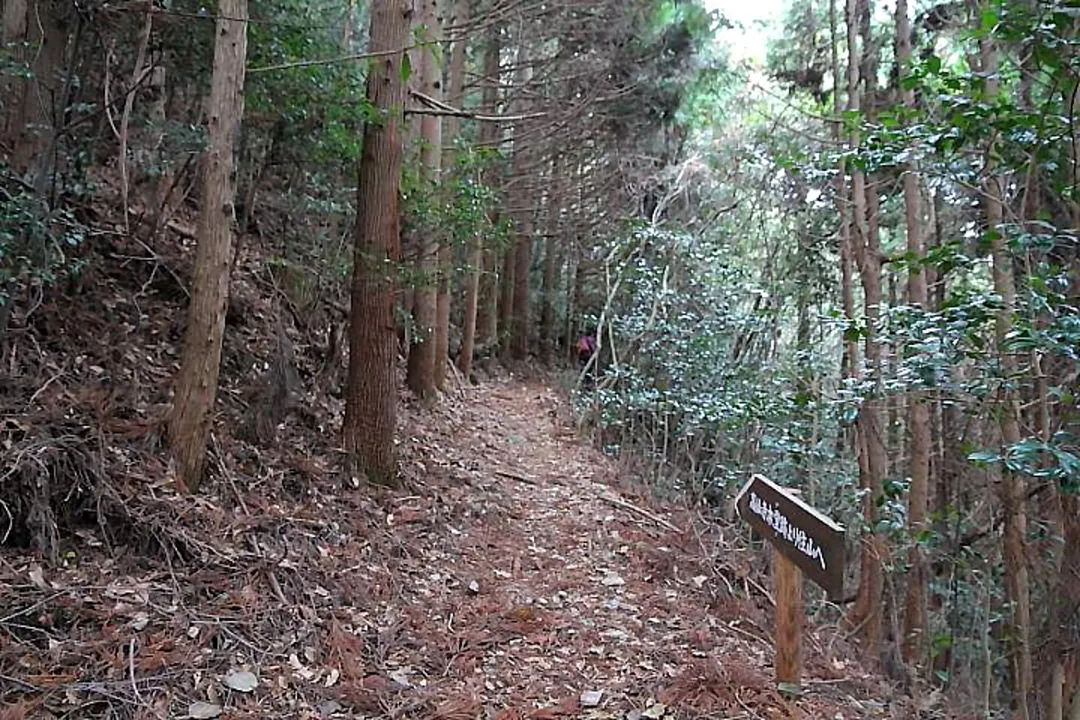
[246,1,375,167]
[444,145,506,251]
[968,435,1080,493]
[573,17,1078,704]
[574,216,854,515]
[603,1,729,137]
[765,0,831,103]
[400,142,504,292]
[0,170,86,306]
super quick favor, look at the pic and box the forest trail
[395,377,725,715]
[0,373,890,720]
[361,376,887,719]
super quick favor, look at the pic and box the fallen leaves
[601,572,626,587]
[223,669,258,693]
[580,689,604,707]
[186,700,222,718]
[1,374,891,719]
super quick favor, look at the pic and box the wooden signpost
[734,474,845,690]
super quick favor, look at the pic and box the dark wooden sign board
[734,474,846,689]
[735,474,845,600]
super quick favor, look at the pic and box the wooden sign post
[734,474,845,691]
[773,544,803,686]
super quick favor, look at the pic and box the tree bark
[830,0,857,459]
[435,0,466,387]
[475,24,503,354]
[844,0,885,658]
[342,0,411,485]
[510,197,532,358]
[119,0,154,235]
[539,154,562,363]
[168,0,248,492]
[458,5,496,378]
[979,30,1033,719]
[506,49,533,360]
[1061,494,1080,720]
[8,0,68,181]
[896,0,930,671]
[405,0,442,400]
[565,239,580,364]
[476,229,499,348]
[498,243,515,355]
[1,0,29,142]
[149,61,174,239]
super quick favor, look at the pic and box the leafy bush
[0,169,87,311]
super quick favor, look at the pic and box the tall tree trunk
[476,222,499,348]
[979,30,1033,718]
[1040,350,1067,720]
[830,0,857,459]
[8,0,69,182]
[896,0,930,670]
[539,154,562,363]
[565,239,580,365]
[854,177,887,661]
[510,194,532,358]
[475,16,503,354]
[168,0,248,491]
[2,0,29,143]
[149,61,174,240]
[398,108,424,353]
[342,0,410,485]
[845,0,885,657]
[794,246,813,488]
[498,243,515,354]
[1061,494,1080,720]
[1016,37,1070,719]
[430,194,453,386]
[118,0,154,236]
[405,0,442,399]
[507,52,533,360]
[883,199,901,480]
[433,0,462,391]
[927,187,963,684]
[458,4,494,378]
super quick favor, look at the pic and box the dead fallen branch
[600,493,682,533]
[495,469,537,486]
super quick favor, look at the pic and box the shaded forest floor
[1,377,908,719]
[0,217,921,719]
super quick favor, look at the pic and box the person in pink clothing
[576,330,597,373]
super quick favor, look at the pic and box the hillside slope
[1,232,911,719]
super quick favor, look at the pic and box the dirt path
[0,376,885,720]
[378,377,876,719]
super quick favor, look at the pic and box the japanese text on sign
[747,491,826,571]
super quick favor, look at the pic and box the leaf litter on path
[1,374,895,719]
